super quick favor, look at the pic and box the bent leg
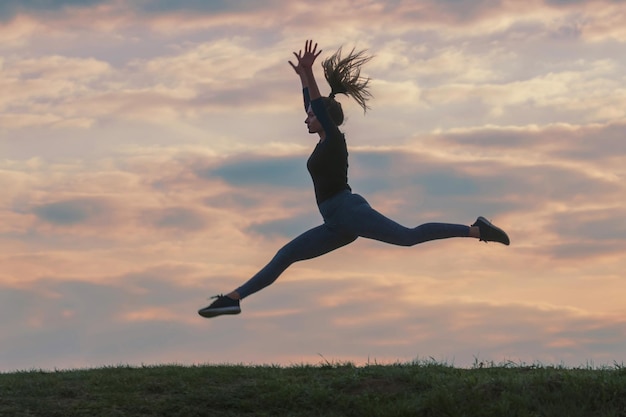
[344,196,470,246]
[235,225,357,299]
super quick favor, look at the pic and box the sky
[1,0,625,372]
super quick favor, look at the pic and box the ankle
[226,291,241,300]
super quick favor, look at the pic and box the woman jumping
[198,40,509,318]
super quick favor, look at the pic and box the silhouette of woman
[199,40,509,318]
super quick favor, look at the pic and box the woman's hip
[318,191,369,224]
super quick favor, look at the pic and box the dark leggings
[236,190,470,298]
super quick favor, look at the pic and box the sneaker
[198,295,241,318]
[472,216,510,246]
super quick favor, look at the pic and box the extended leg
[199,224,356,317]
[342,195,470,246]
[233,224,357,299]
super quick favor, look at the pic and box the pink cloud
[1,0,625,371]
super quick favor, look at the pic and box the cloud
[0,38,297,129]
[138,0,283,14]
[554,208,626,241]
[546,241,624,261]
[2,271,624,371]
[0,55,111,107]
[203,192,264,211]
[0,0,106,19]
[247,212,322,239]
[142,207,209,231]
[32,198,111,225]
[204,149,482,198]
[202,154,311,189]
[0,54,113,128]
[0,270,204,370]
[3,0,626,44]
[238,277,626,366]
[2,0,625,133]
[1,0,625,372]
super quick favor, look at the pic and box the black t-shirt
[303,88,352,204]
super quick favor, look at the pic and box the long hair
[322,47,373,118]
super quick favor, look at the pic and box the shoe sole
[198,306,241,318]
[476,216,510,246]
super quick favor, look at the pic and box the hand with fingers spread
[288,54,303,75]
[290,39,324,102]
[291,39,322,71]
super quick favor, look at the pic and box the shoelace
[208,294,238,302]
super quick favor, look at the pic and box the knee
[402,226,429,246]
[396,226,423,246]
[273,245,296,267]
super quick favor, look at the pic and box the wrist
[302,67,315,84]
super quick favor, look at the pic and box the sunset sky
[1,0,625,372]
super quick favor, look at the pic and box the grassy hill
[1,361,625,416]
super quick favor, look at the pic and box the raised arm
[295,40,323,103]
[289,48,312,111]
[292,40,345,139]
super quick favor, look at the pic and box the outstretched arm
[292,40,342,139]
[289,48,311,111]
[289,52,309,89]
[294,40,323,102]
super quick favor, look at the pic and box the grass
[1,360,625,417]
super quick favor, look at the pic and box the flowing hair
[321,47,373,113]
